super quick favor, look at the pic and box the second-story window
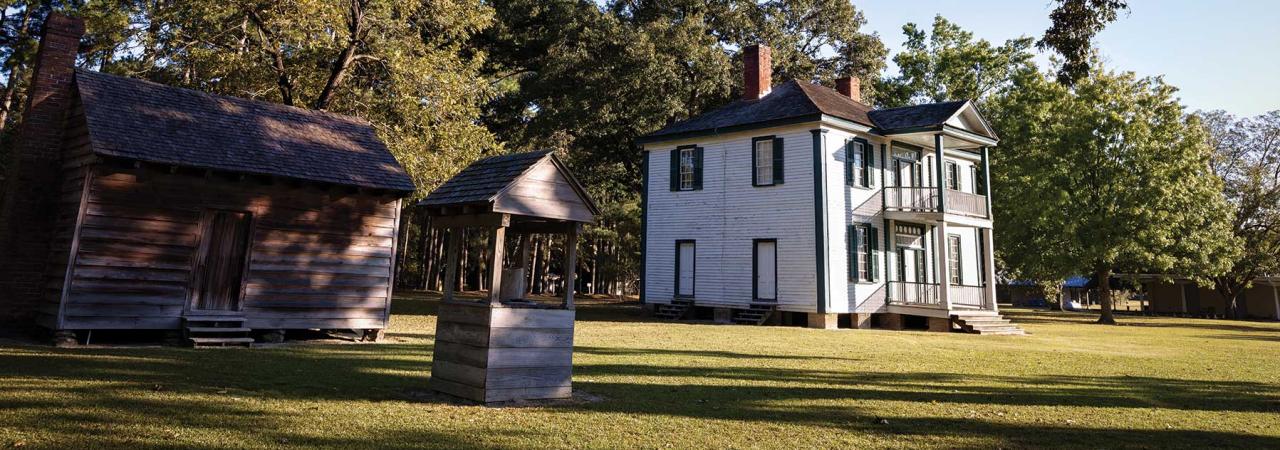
[945,161,959,190]
[752,136,783,186]
[670,146,702,191]
[846,139,871,188]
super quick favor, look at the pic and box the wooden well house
[0,15,415,346]
[419,150,599,403]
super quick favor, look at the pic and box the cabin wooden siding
[643,123,819,313]
[56,164,400,330]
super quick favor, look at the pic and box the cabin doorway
[754,239,777,301]
[191,210,253,312]
[676,240,695,298]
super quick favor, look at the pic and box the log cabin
[0,14,415,346]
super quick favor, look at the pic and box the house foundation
[878,313,904,330]
[926,317,952,332]
[806,313,838,330]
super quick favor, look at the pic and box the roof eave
[637,113,827,146]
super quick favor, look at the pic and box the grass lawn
[2,292,1278,449]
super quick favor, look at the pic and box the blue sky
[858,0,1279,116]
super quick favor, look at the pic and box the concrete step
[186,327,252,334]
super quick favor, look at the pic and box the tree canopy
[878,15,1034,107]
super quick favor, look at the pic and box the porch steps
[183,316,253,348]
[653,300,692,320]
[951,313,1026,335]
[731,303,777,325]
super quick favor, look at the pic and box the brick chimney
[836,76,861,103]
[0,12,84,323]
[743,44,771,100]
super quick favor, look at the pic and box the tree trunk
[395,210,412,287]
[1096,267,1116,324]
[0,4,34,132]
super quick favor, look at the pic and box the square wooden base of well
[429,301,574,403]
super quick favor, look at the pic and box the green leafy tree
[878,15,1034,107]
[1200,110,1280,318]
[1038,0,1128,86]
[988,63,1239,324]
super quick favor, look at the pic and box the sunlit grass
[0,292,1277,449]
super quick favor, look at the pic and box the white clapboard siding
[825,127,888,314]
[645,124,819,313]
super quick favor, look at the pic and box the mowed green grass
[1,293,1278,449]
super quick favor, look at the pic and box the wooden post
[442,227,462,302]
[936,221,951,309]
[487,225,507,306]
[981,227,997,311]
[934,133,946,213]
[563,224,579,309]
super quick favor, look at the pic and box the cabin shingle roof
[419,150,553,207]
[640,81,992,142]
[74,69,415,192]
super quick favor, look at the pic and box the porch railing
[949,284,988,309]
[887,281,940,306]
[884,186,988,218]
[883,187,939,212]
[944,190,989,218]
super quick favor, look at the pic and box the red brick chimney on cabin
[836,76,862,103]
[0,12,84,323]
[743,45,771,100]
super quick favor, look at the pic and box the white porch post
[981,227,997,311]
[936,221,951,309]
[934,134,946,213]
[886,219,896,302]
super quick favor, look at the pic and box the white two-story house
[639,45,1021,334]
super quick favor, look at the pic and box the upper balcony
[883,186,991,223]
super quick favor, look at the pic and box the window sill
[752,183,780,187]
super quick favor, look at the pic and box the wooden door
[676,241,695,298]
[191,210,252,312]
[754,240,777,301]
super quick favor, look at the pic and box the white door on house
[677,241,695,297]
[755,240,777,301]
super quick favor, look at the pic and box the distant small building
[0,15,415,345]
[1132,275,1280,320]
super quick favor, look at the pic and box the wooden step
[188,337,254,347]
[186,327,252,334]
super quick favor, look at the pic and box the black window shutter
[772,137,784,184]
[848,224,858,281]
[669,149,680,191]
[693,147,704,190]
[869,226,879,281]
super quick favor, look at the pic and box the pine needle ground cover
[1,292,1277,449]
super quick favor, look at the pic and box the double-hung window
[680,149,696,190]
[847,223,877,282]
[670,145,702,191]
[947,234,962,284]
[752,136,783,186]
[945,161,959,190]
[846,139,871,188]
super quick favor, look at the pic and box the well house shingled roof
[74,69,416,192]
[420,150,554,207]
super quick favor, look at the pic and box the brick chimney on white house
[836,76,861,103]
[0,12,84,322]
[742,44,771,100]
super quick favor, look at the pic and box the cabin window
[848,223,877,282]
[947,234,962,285]
[945,161,959,190]
[846,139,871,188]
[752,136,783,186]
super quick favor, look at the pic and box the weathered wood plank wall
[57,163,400,330]
[430,301,574,403]
[36,100,94,329]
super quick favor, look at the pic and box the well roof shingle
[74,69,415,192]
[419,150,553,207]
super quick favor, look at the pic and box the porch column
[936,221,951,309]
[981,227,997,311]
[486,224,507,306]
[981,146,993,219]
[934,134,946,213]
[442,227,462,302]
[885,219,896,303]
[563,224,580,309]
